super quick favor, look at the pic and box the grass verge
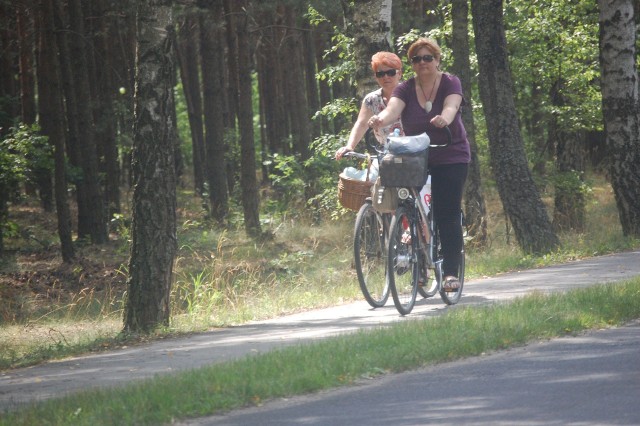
[3,277,640,425]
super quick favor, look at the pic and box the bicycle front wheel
[354,202,389,308]
[388,205,419,315]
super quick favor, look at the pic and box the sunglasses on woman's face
[411,54,435,64]
[375,69,398,78]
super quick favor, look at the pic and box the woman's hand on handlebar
[368,114,382,130]
[335,146,353,160]
[430,115,449,128]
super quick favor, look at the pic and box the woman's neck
[416,71,439,86]
[381,88,393,103]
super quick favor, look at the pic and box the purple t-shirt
[392,74,470,166]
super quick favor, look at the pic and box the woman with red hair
[335,51,404,159]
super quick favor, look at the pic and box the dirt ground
[0,202,128,323]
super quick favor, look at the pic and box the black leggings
[430,163,468,278]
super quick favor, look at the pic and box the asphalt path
[2,250,640,423]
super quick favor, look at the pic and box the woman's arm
[431,94,461,128]
[335,101,372,159]
[368,97,405,130]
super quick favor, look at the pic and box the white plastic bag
[387,132,430,155]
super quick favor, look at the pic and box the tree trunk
[92,0,121,217]
[124,1,177,333]
[199,5,229,222]
[313,21,333,135]
[450,0,488,248]
[0,3,19,136]
[230,0,261,238]
[530,83,547,177]
[176,12,206,195]
[303,20,321,140]
[66,0,108,243]
[471,0,559,254]
[598,0,640,236]
[53,0,88,238]
[16,0,36,125]
[38,0,74,262]
[283,5,311,160]
[346,0,393,100]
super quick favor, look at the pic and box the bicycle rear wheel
[438,211,465,305]
[354,202,389,308]
[388,205,419,315]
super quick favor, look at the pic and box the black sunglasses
[375,69,398,78]
[411,54,435,64]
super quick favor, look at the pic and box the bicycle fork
[411,188,434,268]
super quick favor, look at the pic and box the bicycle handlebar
[339,126,451,161]
[428,125,452,148]
[342,151,370,160]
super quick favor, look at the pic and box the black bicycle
[385,127,466,315]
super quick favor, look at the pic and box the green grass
[3,278,640,425]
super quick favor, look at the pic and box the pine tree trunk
[176,12,206,195]
[53,0,88,239]
[199,5,229,222]
[38,0,74,262]
[65,0,108,243]
[92,0,121,217]
[451,0,488,248]
[230,0,261,238]
[283,5,311,160]
[0,3,19,136]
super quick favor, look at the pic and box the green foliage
[551,169,592,196]
[506,0,602,132]
[0,124,53,241]
[312,98,359,121]
[265,131,349,219]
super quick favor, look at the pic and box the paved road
[2,251,640,422]
[188,321,640,426]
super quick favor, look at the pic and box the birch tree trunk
[598,0,640,236]
[124,1,177,333]
[345,0,394,100]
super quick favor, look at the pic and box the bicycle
[342,146,392,308]
[384,127,466,315]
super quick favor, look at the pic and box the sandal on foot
[442,276,460,292]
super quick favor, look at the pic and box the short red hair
[371,51,402,72]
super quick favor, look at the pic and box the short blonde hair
[371,51,402,72]
[407,38,442,61]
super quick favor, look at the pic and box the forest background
[0,0,639,340]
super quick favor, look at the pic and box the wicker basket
[338,173,373,211]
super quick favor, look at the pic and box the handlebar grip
[430,126,452,148]
[342,151,368,160]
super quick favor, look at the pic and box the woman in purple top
[368,37,470,292]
